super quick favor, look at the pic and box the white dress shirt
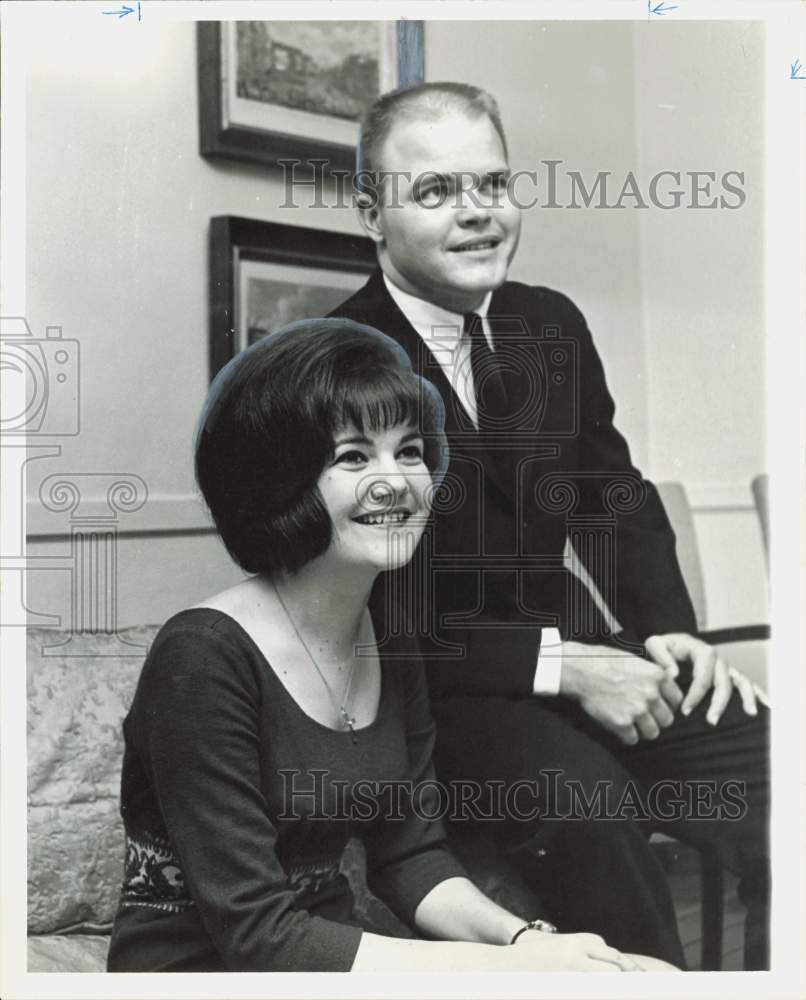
[382,274,563,696]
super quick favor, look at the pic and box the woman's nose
[362,469,410,510]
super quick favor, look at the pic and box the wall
[24,20,359,627]
[633,21,767,625]
[23,18,767,630]
[427,20,651,468]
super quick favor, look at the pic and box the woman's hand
[512,930,643,971]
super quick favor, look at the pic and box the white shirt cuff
[532,628,563,696]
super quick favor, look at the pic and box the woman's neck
[265,561,376,661]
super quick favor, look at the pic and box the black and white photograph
[1,2,803,999]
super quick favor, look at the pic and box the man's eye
[416,181,449,207]
[481,175,508,201]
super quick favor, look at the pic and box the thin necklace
[271,579,360,744]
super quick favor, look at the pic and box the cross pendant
[341,708,358,745]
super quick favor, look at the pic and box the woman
[107,318,671,973]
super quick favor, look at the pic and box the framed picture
[198,21,425,172]
[209,216,377,378]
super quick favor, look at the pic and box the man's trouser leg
[547,659,770,970]
[430,694,686,967]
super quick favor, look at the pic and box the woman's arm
[354,876,647,971]
[413,875,527,943]
[351,926,639,972]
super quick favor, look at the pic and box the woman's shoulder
[140,606,264,696]
[154,606,246,647]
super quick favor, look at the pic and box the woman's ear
[356,192,385,246]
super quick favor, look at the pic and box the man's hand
[645,633,769,725]
[559,642,683,745]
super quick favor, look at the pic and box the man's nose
[455,187,492,225]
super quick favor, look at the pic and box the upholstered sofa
[27,625,539,973]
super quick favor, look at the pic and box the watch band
[510,919,559,944]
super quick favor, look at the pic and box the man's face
[365,111,521,314]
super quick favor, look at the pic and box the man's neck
[379,264,491,317]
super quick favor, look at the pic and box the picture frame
[197,21,425,172]
[209,216,377,379]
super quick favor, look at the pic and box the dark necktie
[464,312,509,432]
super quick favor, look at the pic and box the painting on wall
[208,216,377,378]
[198,21,425,172]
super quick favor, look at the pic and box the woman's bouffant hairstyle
[194,318,448,575]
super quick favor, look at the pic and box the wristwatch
[510,919,559,944]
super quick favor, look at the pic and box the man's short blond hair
[356,82,508,193]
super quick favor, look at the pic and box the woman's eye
[399,444,425,462]
[335,450,367,466]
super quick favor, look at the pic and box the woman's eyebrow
[334,434,370,447]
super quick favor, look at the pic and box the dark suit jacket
[330,270,696,699]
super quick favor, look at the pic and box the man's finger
[753,683,771,709]
[729,668,758,717]
[616,724,640,746]
[645,636,680,679]
[660,675,684,712]
[706,660,732,725]
[648,695,675,729]
[635,712,660,741]
[681,645,716,716]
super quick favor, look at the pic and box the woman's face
[316,421,432,574]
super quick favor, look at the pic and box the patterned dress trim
[119,829,345,913]
[285,857,344,898]
[119,830,195,913]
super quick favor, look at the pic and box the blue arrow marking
[102,4,135,18]
[648,1,679,14]
[791,59,806,80]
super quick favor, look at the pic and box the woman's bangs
[337,368,424,436]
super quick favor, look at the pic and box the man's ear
[356,192,385,246]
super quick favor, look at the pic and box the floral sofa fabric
[27,627,157,971]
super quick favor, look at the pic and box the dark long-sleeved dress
[107,607,466,972]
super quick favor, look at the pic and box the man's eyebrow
[482,168,511,182]
[415,171,452,187]
[431,168,511,187]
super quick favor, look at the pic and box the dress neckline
[171,606,389,738]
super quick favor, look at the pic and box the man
[330,82,769,968]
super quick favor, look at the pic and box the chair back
[655,481,708,630]
[751,473,769,568]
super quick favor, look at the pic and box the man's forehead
[381,111,508,169]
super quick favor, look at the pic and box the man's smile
[450,236,503,253]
